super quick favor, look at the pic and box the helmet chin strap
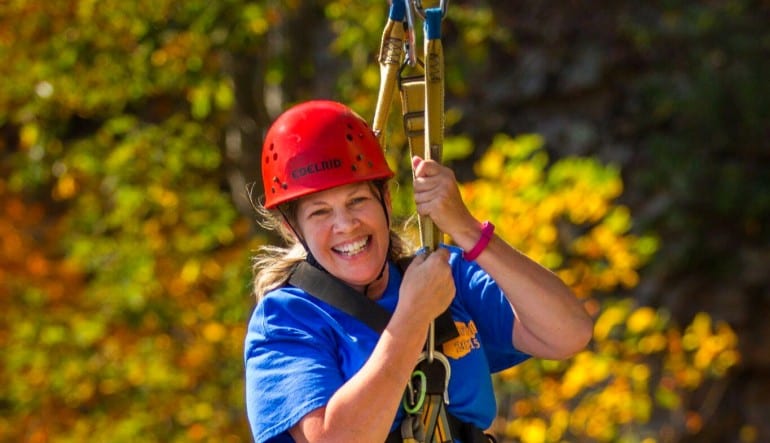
[363,189,392,296]
[276,206,321,269]
[280,186,392,297]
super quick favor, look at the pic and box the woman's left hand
[411,156,477,243]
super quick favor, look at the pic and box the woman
[245,100,593,443]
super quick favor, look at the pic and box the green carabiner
[402,370,427,414]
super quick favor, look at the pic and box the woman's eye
[308,208,330,218]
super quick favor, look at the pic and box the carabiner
[413,350,451,404]
[403,369,427,414]
[413,0,448,19]
[403,0,418,66]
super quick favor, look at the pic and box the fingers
[411,156,476,245]
[409,247,449,269]
[401,247,455,318]
[427,247,450,262]
[411,155,440,178]
[412,156,448,203]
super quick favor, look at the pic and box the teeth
[334,237,368,256]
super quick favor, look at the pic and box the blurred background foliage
[0,0,767,442]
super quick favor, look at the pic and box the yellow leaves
[181,259,202,284]
[202,322,227,343]
[54,174,78,200]
[475,147,506,179]
[740,425,759,442]
[464,133,743,441]
[594,301,631,341]
[500,297,740,440]
[243,4,269,36]
[519,417,548,443]
[188,80,234,119]
[20,123,40,149]
[461,133,659,300]
[638,332,668,354]
[561,353,611,397]
[627,307,657,334]
[681,313,740,374]
[149,184,179,209]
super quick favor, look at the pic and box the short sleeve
[244,289,345,442]
[450,247,531,372]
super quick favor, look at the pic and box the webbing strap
[373,0,408,147]
[288,260,459,343]
[417,356,452,443]
[414,6,445,258]
[399,75,427,156]
[387,411,493,443]
[289,261,390,333]
[410,8,453,443]
[374,3,457,441]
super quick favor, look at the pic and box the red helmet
[261,100,394,209]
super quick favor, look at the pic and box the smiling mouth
[332,236,370,257]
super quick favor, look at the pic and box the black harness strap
[287,259,459,344]
[288,260,391,333]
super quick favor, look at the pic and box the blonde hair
[250,180,414,302]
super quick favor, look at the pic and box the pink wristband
[462,221,495,261]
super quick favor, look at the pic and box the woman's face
[295,182,391,294]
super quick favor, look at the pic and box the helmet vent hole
[272,153,278,161]
[351,165,357,172]
[281,183,288,190]
[346,134,353,142]
[357,154,364,161]
[269,143,275,151]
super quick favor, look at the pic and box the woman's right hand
[397,248,455,326]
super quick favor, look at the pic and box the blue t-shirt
[244,246,530,442]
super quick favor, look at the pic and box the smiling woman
[294,182,393,295]
[244,100,593,443]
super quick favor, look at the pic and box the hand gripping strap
[287,260,458,343]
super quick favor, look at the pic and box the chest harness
[290,2,495,441]
[289,259,492,443]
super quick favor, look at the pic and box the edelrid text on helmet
[261,100,394,209]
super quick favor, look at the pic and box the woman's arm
[289,249,456,442]
[412,157,593,360]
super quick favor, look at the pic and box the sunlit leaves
[460,133,656,290]
[456,135,739,442]
[497,304,739,442]
[0,1,259,441]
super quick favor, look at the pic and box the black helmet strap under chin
[363,189,391,295]
[277,206,321,269]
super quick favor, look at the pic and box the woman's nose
[332,209,359,232]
